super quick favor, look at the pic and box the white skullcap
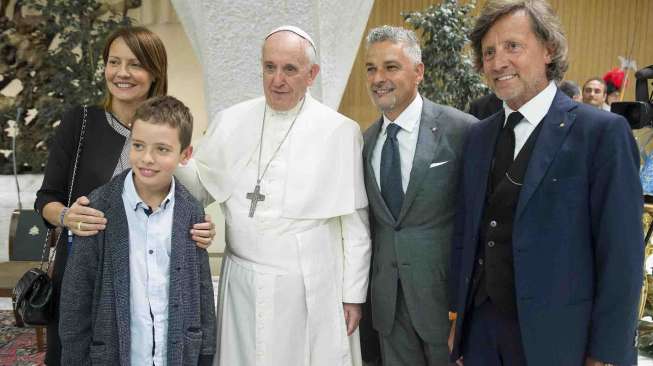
[265,25,317,52]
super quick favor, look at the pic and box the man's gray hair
[366,25,422,65]
[470,0,568,82]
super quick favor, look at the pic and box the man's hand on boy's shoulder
[192,214,216,249]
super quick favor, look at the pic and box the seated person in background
[582,77,610,111]
[59,96,216,366]
[558,80,581,102]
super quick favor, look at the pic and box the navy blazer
[449,90,644,365]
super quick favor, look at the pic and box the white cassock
[176,94,371,366]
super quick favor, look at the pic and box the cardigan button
[487,241,495,248]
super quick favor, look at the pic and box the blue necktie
[381,123,403,219]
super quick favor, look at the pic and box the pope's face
[480,10,552,110]
[261,32,319,111]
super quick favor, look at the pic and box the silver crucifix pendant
[246,184,266,218]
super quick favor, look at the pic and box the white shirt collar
[123,170,175,212]
[382,93,423,134]
[503,81,557,127]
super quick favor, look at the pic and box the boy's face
[129,119,191,195]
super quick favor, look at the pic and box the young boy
[59,96,216,366]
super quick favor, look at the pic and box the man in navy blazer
[448,1,644,366]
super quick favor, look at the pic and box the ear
[415,62,425,85]
[544,43,554,64]
[306,64,320,86]
[179,145,193,166]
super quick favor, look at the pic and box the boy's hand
[66,196,107,236]
[192,214,216,249]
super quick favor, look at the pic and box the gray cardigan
[59,170,216,366]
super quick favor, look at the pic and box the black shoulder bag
[12,106,88,326]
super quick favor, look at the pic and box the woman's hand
[192,214,216,249]
[64,196,107,236]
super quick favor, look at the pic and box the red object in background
[604,67,626,90]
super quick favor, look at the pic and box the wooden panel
[551,0,652,104]
[339,0,653,130]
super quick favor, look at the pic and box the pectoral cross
[246,184,265,218]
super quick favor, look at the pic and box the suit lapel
[364,118,396,224]
[469,112,504,232]
[396,101,442,223]
[515,91,576,219]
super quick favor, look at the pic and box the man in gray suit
[362,26,476,366]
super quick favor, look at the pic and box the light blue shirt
[122,171,175,366]
[372,94,423,192]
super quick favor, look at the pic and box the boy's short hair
[133,96,193,150]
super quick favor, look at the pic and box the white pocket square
[429,161,450,168]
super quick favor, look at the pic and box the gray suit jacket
[59,170,216,366]
[363,97,476,343]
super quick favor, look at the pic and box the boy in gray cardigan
[59,96,216,366]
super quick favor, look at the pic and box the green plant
[0,0,140,174]
[403,0,488,111]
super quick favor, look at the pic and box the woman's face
[104,37,154,107]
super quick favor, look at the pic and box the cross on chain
[246,184,266,217]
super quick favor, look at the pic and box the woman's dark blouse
[35,105,127,223]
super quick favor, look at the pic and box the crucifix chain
[246,98,306,218]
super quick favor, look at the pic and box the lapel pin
[559,122,565,127]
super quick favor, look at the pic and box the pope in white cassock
[175,26,372,366]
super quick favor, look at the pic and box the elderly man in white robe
[175,26,371,366]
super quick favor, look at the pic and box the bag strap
[40,105,88,271]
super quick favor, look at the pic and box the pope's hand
[192,214,216,249]
[343,303,362,336]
